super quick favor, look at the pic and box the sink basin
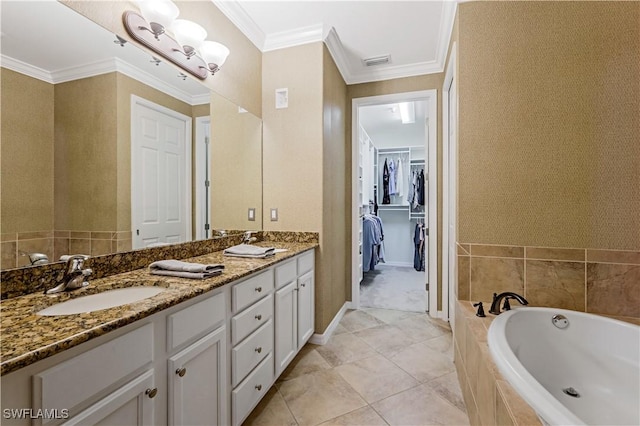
[37,287,166,316]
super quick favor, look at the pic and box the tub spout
[489,292,528,315]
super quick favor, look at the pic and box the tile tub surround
[0,231,319,299]
[0,240,318,376]
[457,244,640,318]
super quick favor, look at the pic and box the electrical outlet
[248,208,255,221]
[270,208,278,221]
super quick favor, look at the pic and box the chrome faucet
[489,292,528,315]
[243,231,258,244]
[45,255,93,295]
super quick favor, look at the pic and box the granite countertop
[0,242,317,376]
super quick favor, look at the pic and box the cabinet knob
[255,286,262,292]
[176,367,187,377]
[255,314,262,320]
[145,388,158,398]
[255,384,262,391]
[255,347,262,353]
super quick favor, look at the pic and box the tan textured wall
[210,93,263,230]
[61,0,262,117]
[320,45,348,333]
[262,43,323,233]
[347,74,444,308]
[1,69,55,234]
[54,73,118,231]
[458,1,640,250]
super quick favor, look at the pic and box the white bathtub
[488,307,640,425]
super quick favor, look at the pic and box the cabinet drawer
[297,251,314,275]
[167,292,225,351]
[232,353,273,426]
[275,259,296,289]
[232,270,274,313]
[232,319,273,387]
[231,294,273,345]
[33,323,153,420]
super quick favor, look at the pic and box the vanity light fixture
[122,0,230,80]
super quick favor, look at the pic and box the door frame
[442,42,458,323]
[131,95,192,248]
[195,116,211,240]
[351,90,438,317]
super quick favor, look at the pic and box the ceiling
[213,0,457,84]
[360,100,428,149]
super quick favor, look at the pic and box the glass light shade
[138,0,179,29]
[171,19,207,50]
[199,41,230,68]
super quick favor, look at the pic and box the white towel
[223,244,275,258]
[149,260,224,279]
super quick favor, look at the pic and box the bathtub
[488,307,640,425]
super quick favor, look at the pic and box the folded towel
[150,269,222,280]
[149,259,224,275]
[223,244,275,258]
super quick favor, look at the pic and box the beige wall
[1,69,55,234]
[320,45,348,333]
[55,73,119,231]
[347,74,445,308]
[61,0,262,117]
[210,93,263,230]
[457,1,640,250]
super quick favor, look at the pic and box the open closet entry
[351,90,438,316]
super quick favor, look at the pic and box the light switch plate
[270,208,278,221]
[248,208,255,221]
[275,88,288,109]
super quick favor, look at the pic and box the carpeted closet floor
[359,264,427,312]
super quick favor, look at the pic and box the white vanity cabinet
[274,251,315,376]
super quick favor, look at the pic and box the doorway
[131,95,192,249]
[351,90,437,315]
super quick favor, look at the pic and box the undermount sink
[37,287,166,316]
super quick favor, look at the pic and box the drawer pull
[145,388,158,399]
[255,286,262,293]
[255,347,262,353]
[176,367,187,377]
[255,384,262,391]
[255,314,262,320]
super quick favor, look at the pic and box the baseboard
[309,301,350,345]
[380,261,414,268]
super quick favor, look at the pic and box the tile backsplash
[457,243,640,318]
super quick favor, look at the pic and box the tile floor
[243,308,469,426]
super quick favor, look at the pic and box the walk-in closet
[356,99,430,313]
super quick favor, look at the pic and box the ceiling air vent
[362,55,390,67]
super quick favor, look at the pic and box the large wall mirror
[0,1,262,270]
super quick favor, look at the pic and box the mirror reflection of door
[131,96,192,249]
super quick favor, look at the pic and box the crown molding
[435,1,458,73]
[1,55,205,105]
[212,0,265,50]
[263,23,324,52]
[346,60,444,85]
[323,26,352,83]
[1,55,53,83]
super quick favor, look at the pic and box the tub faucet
[489,292,528,315]
[45,255,92,295]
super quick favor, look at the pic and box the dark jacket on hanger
[417,169,425,206]
[382,158,391,204]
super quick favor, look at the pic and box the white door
[132,97,191,249]
[195,117,211,240]
[168,327,227,426]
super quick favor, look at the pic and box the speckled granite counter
[0,241,317,376]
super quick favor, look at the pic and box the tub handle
[552,314,569,329]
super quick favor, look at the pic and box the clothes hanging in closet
[396,159,404,197]
[388,159,397,195]
[413,222,426,272]
[363,214,385,272]
[382,159,390,204]
[416,169,425,206]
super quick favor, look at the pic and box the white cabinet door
[63,370,155,426]
[168,326,227,426]
[297,271,314,347]
[274,280,297,376]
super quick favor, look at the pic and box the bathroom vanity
[0,242,316,426]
